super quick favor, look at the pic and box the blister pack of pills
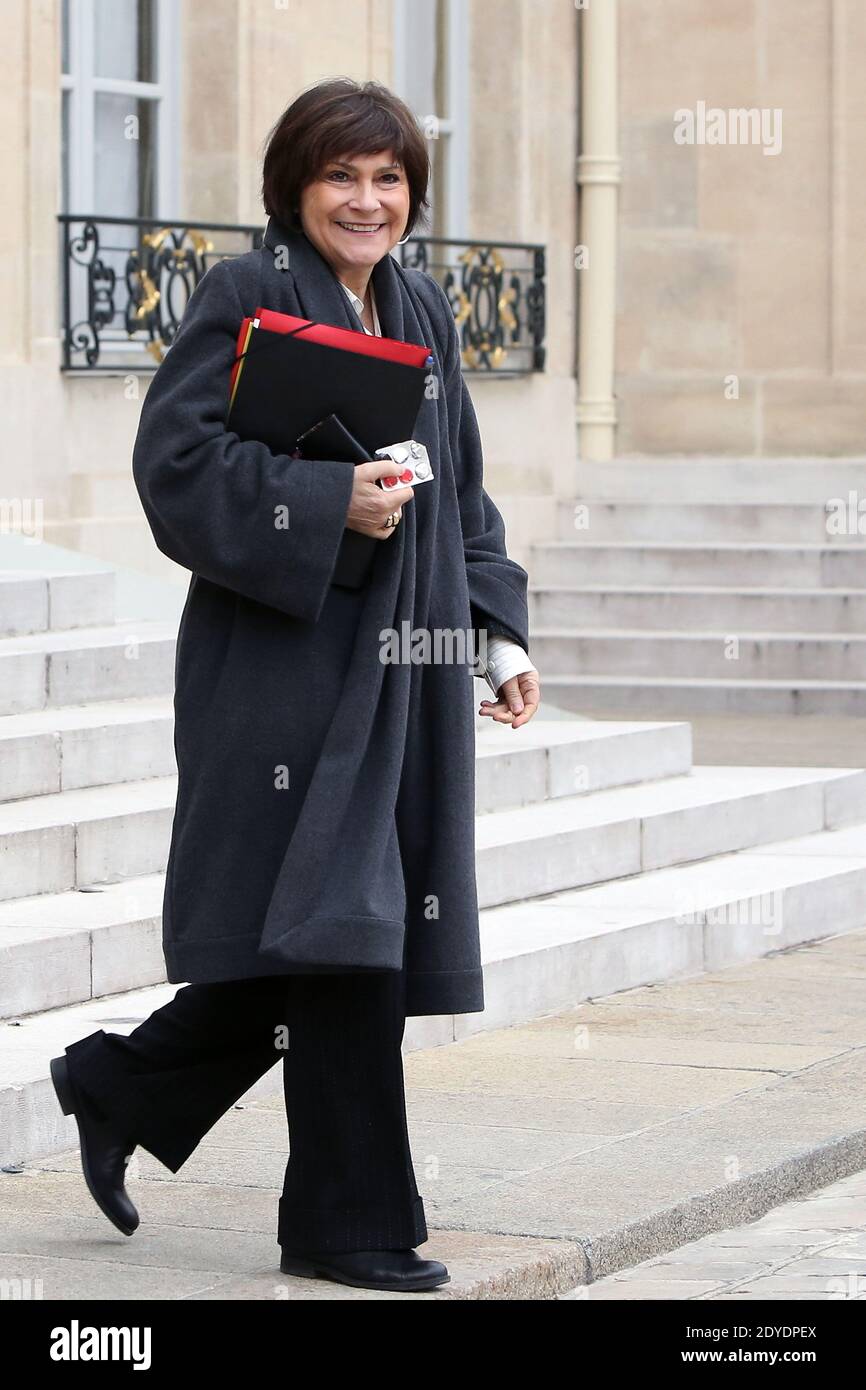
[375,440,435,491]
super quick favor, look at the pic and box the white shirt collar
[338,279,381,337]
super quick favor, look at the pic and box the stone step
[530,628,866,681]
[0,620,177,714]
[4,821,865,1166]
[0,569,116,637]
[0,707,688,810]
[530,584,866,633]
[556,498,866,545]
[0,873,167,1018]
[473,718,691,811]
[572,458,866,503]
[2,759,860,915]
[2,763,861,1017]
[0,696,175,801]
[0,721,692,906]
[531,541,864,588]
[471,820,866,1033]
[474,764,865,908]
[541,673,866,717]
[0,776,177,903]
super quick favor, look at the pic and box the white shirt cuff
[474,634,534,696]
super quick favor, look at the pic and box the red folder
[229,306,432,405]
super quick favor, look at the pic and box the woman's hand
[478,668,541,729]
[344,459,415,539]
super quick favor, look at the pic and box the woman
[50,77,541,1294]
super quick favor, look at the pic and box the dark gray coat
[131,216,531,1015]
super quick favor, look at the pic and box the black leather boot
[50,1054,140,1237]
[280,1247,450,1291]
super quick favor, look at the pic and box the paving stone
[558,1168,866,1300]
[9,921,866,1298]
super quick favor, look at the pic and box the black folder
[226,327,429,589]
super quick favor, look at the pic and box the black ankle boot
[279,1246,450,1291]
[50,1054,140,1237]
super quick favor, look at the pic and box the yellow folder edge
[229,319,255,414]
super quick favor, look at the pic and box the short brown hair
[261,77,431,238]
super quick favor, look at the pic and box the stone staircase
[529,457,866,716]
[3,560,866,1168]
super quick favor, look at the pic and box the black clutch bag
[293,414,377,589]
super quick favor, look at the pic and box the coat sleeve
[131,257,356,625]
[431,279,531,659]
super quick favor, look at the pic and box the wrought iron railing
[58,215,545,375]
[396,237,545,374]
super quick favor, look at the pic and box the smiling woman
[53,74,537,1299]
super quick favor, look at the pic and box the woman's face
[298,148,411,278]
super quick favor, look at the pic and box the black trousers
[61,960,427,1254]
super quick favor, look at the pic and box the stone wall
[615,0,866,456]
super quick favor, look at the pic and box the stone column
[575,0,620,463]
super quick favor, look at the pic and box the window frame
[61,0,180,218]
[60,0,181,360]
[392,0,469,240]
